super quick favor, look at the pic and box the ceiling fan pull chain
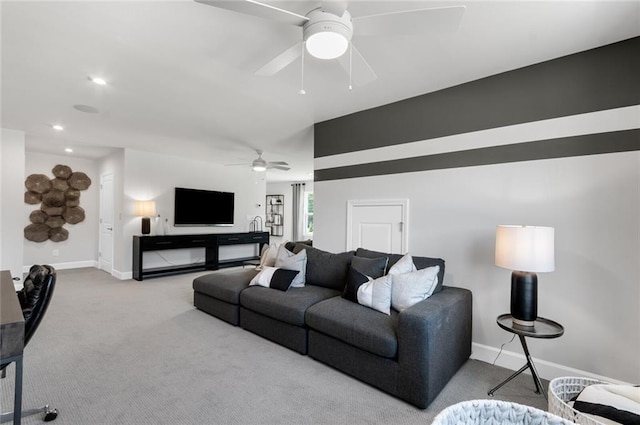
[348,42,353,91]
[299,41,306,95]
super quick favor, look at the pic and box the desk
[488,313,564,400]
[0,270,24,425]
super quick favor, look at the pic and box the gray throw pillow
[291,244,355,290]
[351,256,388,279]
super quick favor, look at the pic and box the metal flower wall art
[24,164,92,242]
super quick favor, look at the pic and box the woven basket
[548,376,609,425]
[431,399,574,425]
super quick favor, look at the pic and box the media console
[132,232,269,281]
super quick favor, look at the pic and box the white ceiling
[2,1,638,182]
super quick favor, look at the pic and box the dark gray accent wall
[314,37,640,159]
[315,130,640,182]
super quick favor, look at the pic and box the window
[304,192,313,236]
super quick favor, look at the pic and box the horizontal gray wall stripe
[314,37,640,158]
[314,129,640,182]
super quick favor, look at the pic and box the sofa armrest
[396,286,472,409]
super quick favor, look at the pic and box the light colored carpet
[1,267,548,424]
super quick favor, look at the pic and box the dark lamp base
[141,217,151,235]
[510,271,538,327]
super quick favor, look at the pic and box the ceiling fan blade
[321,0,349,17]
[267,161,289,166]
[337,44,377,87]
[194,0,308,26]
[353,5,466,37]
[225,162,251,166]
[268,165,291,171]
[255,41,303,76]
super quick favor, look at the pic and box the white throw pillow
[249,266,299,291]
[257,244,277,270]
[391,265,440,311]
[250,266,278,287]
[388,253,417,276]
[357,275,392,315]
[274,245,307,287]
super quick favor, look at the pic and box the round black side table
[488,313,564,400]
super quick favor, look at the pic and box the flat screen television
[174,187,234,226]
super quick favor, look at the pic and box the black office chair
[1,265,58,423]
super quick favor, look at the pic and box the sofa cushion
[240,285,340,326]
[343,256,389,302]
[275,245,307,288]
[388,253,417,275]
[284,239,312,252]
[257,244,277,270]
[291,244,355,291]
[249,267,299,291]
[391,265,440,311]
[355,248,446,294]
[357,274,393,315]
[342,267,369,302]
[192,269,258,304]
[352,255,388,279]
[306,296,399,359]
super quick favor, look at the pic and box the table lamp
[495,225,555,327]
[135,200,156,235]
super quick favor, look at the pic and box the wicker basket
[431,399,574,425]
[548,376,610,425]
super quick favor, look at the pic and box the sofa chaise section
[193,268,258,325]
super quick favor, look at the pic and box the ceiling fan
[195,0,466,90]
[227,150,290,172]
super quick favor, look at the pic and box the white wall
[314,150,640,383]
[0,128,26,283]
[23,151,100,269]
[117,149,266,278]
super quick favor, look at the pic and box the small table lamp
[495,225,555,327]
[135,200,156,235]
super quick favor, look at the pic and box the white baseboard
[113,270,132,280]
[22,260,98,273]
[471,342,630,385]
[21,262,134,281]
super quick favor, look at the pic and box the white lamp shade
[134,200,156,217]
[495,225,555,272]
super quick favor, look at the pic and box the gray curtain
[291,183,305,241]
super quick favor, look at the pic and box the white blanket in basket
[570,384,640,425]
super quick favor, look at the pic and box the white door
[99,172,114,273]
[347,199,408,253]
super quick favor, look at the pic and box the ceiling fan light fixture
[303,9,353,60]
[252,158,267,172]
[306,31,348,59]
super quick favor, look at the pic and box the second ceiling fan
[195,0,466,89]
[227,150,290,172]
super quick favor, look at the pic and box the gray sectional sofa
[192,243,472,409]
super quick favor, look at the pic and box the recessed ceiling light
[90,76,107,85]
[65,148,73,153]
[52,124,64,131]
